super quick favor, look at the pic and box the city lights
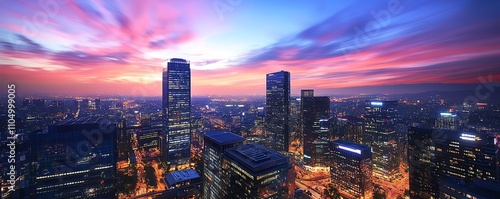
[339,145,362,154]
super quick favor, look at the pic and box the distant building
[202,131,245,199]
[330,140,373,199]
[30,117,116,198]
[336,116,364,144]
[162,58,191,170]
[300,90,330,167]
[363,100,399,181]
[435,112,457,130]
[222,144,289,199]
[163,169,202,199]
[265,70,291,153]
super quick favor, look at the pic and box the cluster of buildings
[3,58,500,199]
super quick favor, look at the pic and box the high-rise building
[433,129,499,182]
[265,70,290,153]
[330,140,373,199]
[30,117,116,198]
[408,127,500,198]
[221,144,289,199]
[435,112,457,130]
[363,100,399,181]
[162,58,191,170]
[300,90,330,166]
[202,131,245,199]
[408,127,439,199]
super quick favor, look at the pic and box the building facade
[363,100,399,181]
[300,90,330,166]
[265,70,291,153]
[162,58,191,170]
[202,131,245,199]
[221,144,289,199]
[30,117,116,198]
[330,140,373,199]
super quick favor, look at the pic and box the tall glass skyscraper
[265,70,290,153]
[363,100,399,181]
[162,58,191,170]
[300,90,330,166]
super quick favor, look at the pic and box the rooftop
[165,169,201,186]
[224,144,288,174]
[205,131,245,145]
[332,140,372,154]
[167,58,189,64]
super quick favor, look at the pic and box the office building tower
[202,131,245,199]
[300,90,330,166]
[30,117,116,198]
[330,140,373,199]
[162,58,191,170]
[363,100,399,181]
[408,127,500,198]
[221,144,289,199]
[94,98,101,111]
[434,129,500,182]
[435,112,457,130]
[265,70,291,153]
[408,127,439,199]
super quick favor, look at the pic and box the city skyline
[1,1,500,96]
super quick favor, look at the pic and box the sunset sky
[1,0,500,96]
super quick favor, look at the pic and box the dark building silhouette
[408,127,439,199]
[300,90,330,166]
[408,127,500,198]
[221,144,289,199]
[30,117,116,198]
[202,131,245,199]
[162,58,191,170]
[265,70,290,153]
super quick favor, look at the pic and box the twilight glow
[1,0,500,96]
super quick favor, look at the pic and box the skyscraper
[30,117,116,198]
[300,90,330,167]
[162,58,191,170]
[407,127,439,199]
[408,127,500,198]
[265,70,290,153]
[363,100,399,181]
[330,140,373,199]
[221,144,290,199]
[202,131,245,199]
